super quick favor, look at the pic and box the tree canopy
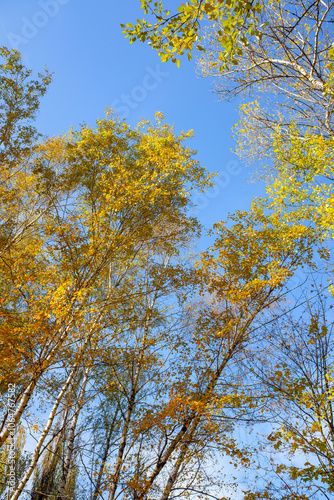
[2,1,334,496]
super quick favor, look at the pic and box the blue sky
[0,0,266,246]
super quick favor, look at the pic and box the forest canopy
[1,0,334,498]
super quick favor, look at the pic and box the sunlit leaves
[122,0,262,69]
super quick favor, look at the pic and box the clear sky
[0,0,266,246]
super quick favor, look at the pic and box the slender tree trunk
[159,426,196,500]
[93,411,119,500]
[107,386,136,500]
[9,365,79,500]
[0,378,39,448]
[57,367,90,500]
[107,301,157,500]
[31,408,69,500]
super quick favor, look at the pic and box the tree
[0,46,51,169]
[0,46,54,391]
[121,2,334,497]
[31,411,67,500]
[237,287,334,500]
[124,1,334,164]
[0,49,216,500]
[199,0,334,162]
[97,208,319,500]
[123,0,263,68]
[0,46,52,255]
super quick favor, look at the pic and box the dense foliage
[1,0,334,497]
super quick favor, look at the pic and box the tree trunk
[57,367,90,500]
[31,408,69,500]
[9,365,79,500]
[93,411,119,500]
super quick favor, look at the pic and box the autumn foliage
[2,4,334,495]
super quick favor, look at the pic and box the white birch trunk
[9,366,79,500]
